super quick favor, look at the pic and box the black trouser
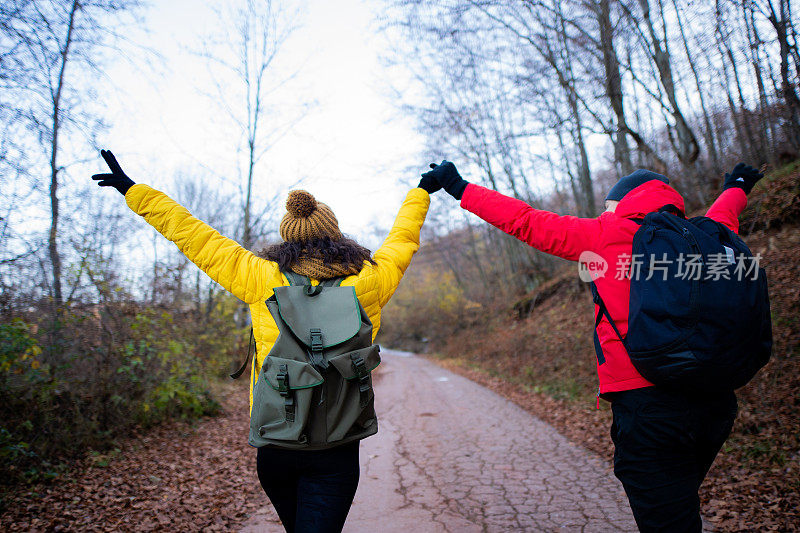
[256,442,360,533]
[608,387,737,533]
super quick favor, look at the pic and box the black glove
[421,160,468,200]
[722,162,763,195]
[92,149,135,196]
[417,168,442,194]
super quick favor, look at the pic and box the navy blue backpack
[593,206,772,392]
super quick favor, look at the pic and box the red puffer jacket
[460,181,748,395]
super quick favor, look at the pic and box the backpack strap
[284,271,311,287]
[658,204,686,219]
[230,328,256,380]
[590,282,625,345]
[284,272,344,288]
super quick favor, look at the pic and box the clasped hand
[417,160,468,200]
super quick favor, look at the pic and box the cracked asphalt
[241,349,637,532]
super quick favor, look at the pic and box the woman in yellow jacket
[92,150,437,533]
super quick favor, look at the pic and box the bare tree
[201,0,312,251]
[196,0,312,332]
[625,0,701,166]
[757,0,800,150]
[1,0,140,306]
[400,0,601,214]
[596,0,634,175]
[671,0,722,173]
[386,0,799,300]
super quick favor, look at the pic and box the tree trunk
[744,2,773,162]
[553,13,595,216]
[672,0,720,174]
[620,12,669,173]
[548,89,583,211]
[597,0,633,176]
[48,0,79,307]
[243,141,255,250]
[716,18,760,163]
[636,0,700,165]
[766,0,800,151]
[715,28,751,160]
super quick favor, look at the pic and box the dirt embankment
[427,164,800,532]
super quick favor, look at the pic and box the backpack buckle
[310,329,324,352]
[350,354,372,401]
[276,364,295,422]
[284,395,295,423]
[276,364,290,396]
[308,329,328,370]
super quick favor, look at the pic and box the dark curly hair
[259,236,376,273]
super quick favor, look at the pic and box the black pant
[256,442,360,533]
[608,387,737,533]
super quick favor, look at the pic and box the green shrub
[0,319,42,378]
[0,297,239,492]
[140,375,221,426]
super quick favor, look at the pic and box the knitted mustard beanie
[279,190,343,243]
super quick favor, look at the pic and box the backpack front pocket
[249,356,324,446]
[325,345,381,442]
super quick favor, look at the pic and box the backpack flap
[273,285,362,348]
[328,345,381,379]
[248,356,325,447]
[327,345,381,438]
[262,357,324,391]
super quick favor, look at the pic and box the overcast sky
[100,0,428,248]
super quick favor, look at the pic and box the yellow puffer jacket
[125,184,430,413]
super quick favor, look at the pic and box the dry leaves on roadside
[0,382,279,532]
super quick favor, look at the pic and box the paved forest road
[242,349,637,532]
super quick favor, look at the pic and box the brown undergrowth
[0,380,277,532]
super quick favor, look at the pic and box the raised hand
[417,164,442,194]
[92,149,135,196]
[722,162,763,195]
[421,160,468,200]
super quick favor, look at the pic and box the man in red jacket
[422,161,763,532]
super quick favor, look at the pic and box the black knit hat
[605,169,669,201]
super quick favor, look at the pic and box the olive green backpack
[232,272,381,450]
